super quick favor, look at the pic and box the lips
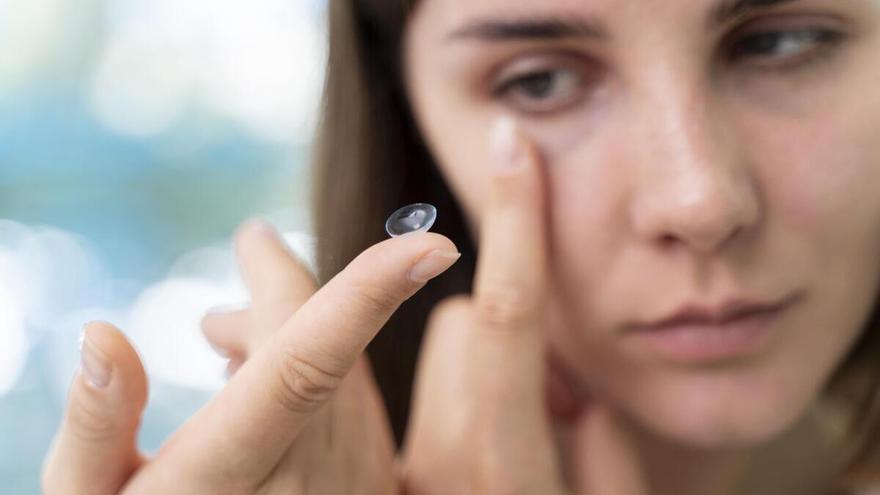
[624,291,802,363]
[629,292,800,333]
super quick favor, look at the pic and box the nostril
[659,234,679,248]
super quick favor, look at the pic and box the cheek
[539,134,645,392]
[538,96,880,447]
[540,127,645,341]
[749,101,880,328]
[755,115,880,243]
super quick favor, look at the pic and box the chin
[605,364,822,451]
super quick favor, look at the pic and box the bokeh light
[0,0,326,491]
[90,0,325,142]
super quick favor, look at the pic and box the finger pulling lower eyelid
[490,115,529,173]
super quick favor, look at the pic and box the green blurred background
[0,0,326,491]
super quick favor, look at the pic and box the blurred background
[0,0,327,491]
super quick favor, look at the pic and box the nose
[628,82,761,256]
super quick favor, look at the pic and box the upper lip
[630,293,797,331]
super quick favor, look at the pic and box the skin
[41,0,880,494]
[41,222,460,494]
[404,0,880,492]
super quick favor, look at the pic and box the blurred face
[403,0,880,450]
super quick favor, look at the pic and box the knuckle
[274,347,345,415]
[475,284,537,330]
[350,280,404,318]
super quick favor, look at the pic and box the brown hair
[309,0,880,491]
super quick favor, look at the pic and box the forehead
[415,0,619,27]
[409,0,698,50]
[412,0,724,21]
[409,0,704,43]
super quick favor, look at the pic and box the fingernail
[79,327,112,389]
[206,302,248,315]
[408,249,462,284]
[490,115,526,174]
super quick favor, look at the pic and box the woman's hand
[42,115,653,494]
[399,118,651,495]
[41,219,461,494]
[198,118,653,495]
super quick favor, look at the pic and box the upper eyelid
[721,13,849,44]
[734,27,843,45]
[491,52,592,82]
[721,24,847,58]
[495,50,591,69]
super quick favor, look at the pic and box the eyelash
[492,27,847,116]
[727,27,846,68]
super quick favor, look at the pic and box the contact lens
[385,203,437,237]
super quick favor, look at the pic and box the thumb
[42,321,148,495]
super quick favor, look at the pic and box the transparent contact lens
[385,203,437,237]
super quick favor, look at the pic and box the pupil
[519,73,555,97]
[742,32,785,54]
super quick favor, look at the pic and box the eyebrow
[446,16,608,42]
[447,0,801,43]
[709,0,800,26]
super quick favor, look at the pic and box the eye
[492,59,591,116]
[727,27,846,68]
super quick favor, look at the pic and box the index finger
[471,116,555,425]
[162,231,461,485]
[403,117,564,491]
[473,115,550,335]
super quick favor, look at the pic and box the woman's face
[403,0,880,450]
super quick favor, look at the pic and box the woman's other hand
[400,118,650,495]
[41,219,460,495]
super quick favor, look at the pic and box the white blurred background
[0,0,327,491]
